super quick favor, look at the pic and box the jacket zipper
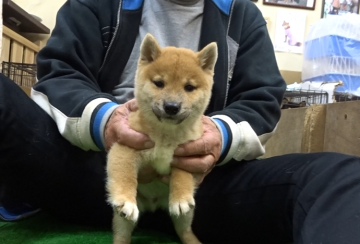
[223,0,236,109]
[99,0,122,73]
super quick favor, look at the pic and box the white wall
[12,0,67,46]
[12,0,66,30]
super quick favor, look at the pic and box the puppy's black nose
[164,102,181,115]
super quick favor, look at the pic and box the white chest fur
[140,140,177,175]
[136,124,199,213]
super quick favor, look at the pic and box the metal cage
[1,62,37,88]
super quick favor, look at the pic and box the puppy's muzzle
[152,102,188,124]
[163,102,181,115]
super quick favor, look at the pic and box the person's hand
[171,116,222,185]
[104,99,155,151]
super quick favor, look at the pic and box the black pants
[1,73,360,244]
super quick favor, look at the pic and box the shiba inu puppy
[106,33,217,244]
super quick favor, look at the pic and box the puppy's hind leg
[171,209,201,244]
[112,211,136,244]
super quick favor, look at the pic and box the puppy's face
[282,21,290,28]
[134,34,218,125]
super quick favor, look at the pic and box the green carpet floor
[0,213,295,244]
[0,212,181,244]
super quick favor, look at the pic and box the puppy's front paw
[169,197,195,217]
[113,201,139,223]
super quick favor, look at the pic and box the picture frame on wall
[274,10,307,54]
[321,0,359,18]
[263,0,316,10]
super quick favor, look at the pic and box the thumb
[127,99,139,112]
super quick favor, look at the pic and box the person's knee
[0,73,31,106]
[0,73,15,87]
[315,152,360,165]
[304,152,360,185]
[0,74,19,98]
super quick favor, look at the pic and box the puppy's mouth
[152,107,189,124]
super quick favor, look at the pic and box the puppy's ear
[197,42,218,72]
[140,33,162,64]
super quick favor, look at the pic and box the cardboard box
[264,107,307,157]
[280,70,302,85]
[264,100,360,158]
[323,101,360,156]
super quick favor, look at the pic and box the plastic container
[302,14,360,94]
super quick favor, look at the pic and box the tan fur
[106,33,218,244]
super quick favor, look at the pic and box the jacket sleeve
[209,2,286,164]
[32,0,118,151]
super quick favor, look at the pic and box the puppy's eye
[153,80,165,88]
[184,85,196,92]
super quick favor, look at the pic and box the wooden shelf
[3,25,40,52]
[2,0,50,34]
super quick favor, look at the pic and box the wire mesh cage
[1,62,37,88]
[282,90,329,109]
[334,92,360,103]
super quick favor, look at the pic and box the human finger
[171,154,215,174]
